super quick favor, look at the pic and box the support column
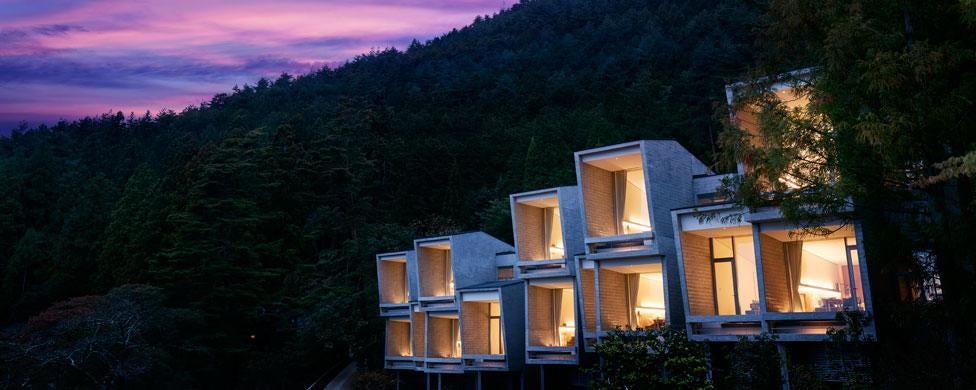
[778,344,791,390]
[540,365,545,390]
[477,371,482,390]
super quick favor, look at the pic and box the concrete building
[572,140,710,350]
[374,72,877,389]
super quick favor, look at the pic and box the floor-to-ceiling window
[488,302,504,354]
[710,236,760,315]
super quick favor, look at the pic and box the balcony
[577,257,668,350]
[758,224,868,339]
[424,311,463,373]
[414,233,515,311]
[674,205,764,340]
[459,281,524,371]
[416,240,456,310]
[510,187,583,278]
[575,141,708,259]
[525,278,578,364]
[376,251,413,316]
[384,317,414,370]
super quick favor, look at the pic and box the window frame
[710,237,742,315]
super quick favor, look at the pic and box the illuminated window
[488,302,504,355]
[770,236,864,312]
[710,236,760,315]
[452,318,461,358]
[631,271,666,328]
[545,207,564,259]
[615,169,651,235]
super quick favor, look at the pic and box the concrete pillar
[778,344,791,390]
[540,365,545,390]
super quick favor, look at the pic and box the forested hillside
[0,0,761,386]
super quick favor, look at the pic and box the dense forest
[2,0,974,388]
[0,0,760,387]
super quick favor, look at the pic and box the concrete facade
[375,135,877,388]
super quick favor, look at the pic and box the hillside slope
[0,0,759,386]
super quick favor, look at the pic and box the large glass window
[445,249,454,295]
[632,271,666,327]
[782,237,864,312]
[615,169,651,235]
[546,208,564,259]
[452,318,461,357]
[488,302,504,354]
[710,236,760,316]
[556,289,576,346]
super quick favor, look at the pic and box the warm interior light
[635,305,666,312]
[622,219,652,233]
[557,322,576,346]
[798,283,841,298]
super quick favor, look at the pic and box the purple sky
[0,0,509,134]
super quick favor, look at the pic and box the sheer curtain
[552,289,563,345]
[784,241,804,311]
[627,274,640,327]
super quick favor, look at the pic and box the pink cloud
[0,0,509,132]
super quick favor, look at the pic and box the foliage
[353,370,394,390]
[0,0,762,386]
[590,326,711,390]
[0,285,204,388]
[725,333,783,390]
[722,0,976,386]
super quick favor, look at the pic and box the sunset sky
[0,0,508,133]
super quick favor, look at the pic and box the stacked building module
[375,75,876,389]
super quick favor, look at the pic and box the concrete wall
[556,186,586,270]
[406,250,420,302]
[680,232,716,316]
[580,269,596,331]
[451,232,515,290]
[412,310,425,358]
[500,282,526,369]
[760,233,790,312]
[643,140,709,325]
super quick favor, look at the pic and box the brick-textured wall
[419,247,448,297]
[516,203,546,260]
[527,286,555,346]
[581,269,596,331]
[461,302,489,355]
[580,163,616,237]
[760,234,790,312]
[386,320,411,357]
[412,311,425,358]
[379,261,407,304]
[427,316,458,358]
[680,233,716,316]
[497,266,514,280]
[599,269,631,329]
